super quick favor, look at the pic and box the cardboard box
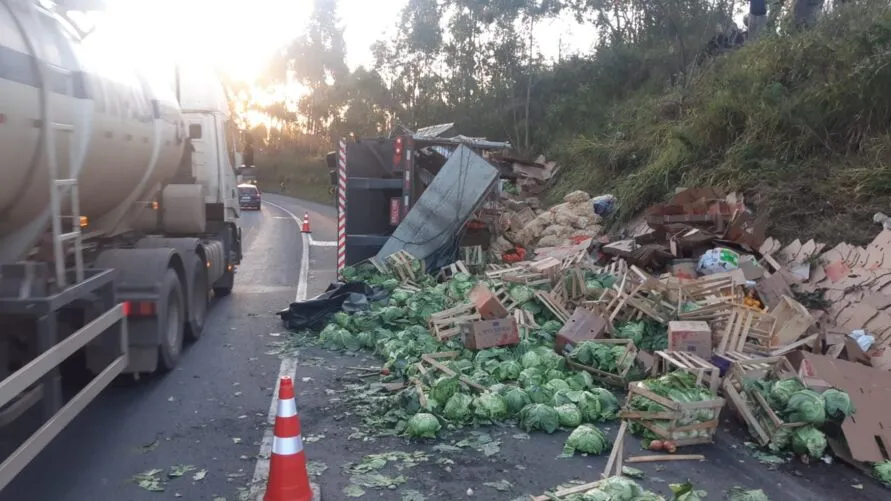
[668,321,713,359]
[462,318,519,350]
[790,352,891,464]
[555,308,608,355]
[468,284,508,320]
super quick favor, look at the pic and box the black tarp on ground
[278,282,375,331]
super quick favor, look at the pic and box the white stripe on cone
[272,435,304,455]
[277,398,297,418]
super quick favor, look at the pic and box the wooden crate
[721,357,805,447]
[386,250,423,282]
[770,295,816,346]
[535,290,571,323]
[564,338,638,388]
[715,306,776,355]
[619,381,725,447]
[652,351,721,394]
[428,304,480,340]
[438,261,470,281]
[680,271,744,302]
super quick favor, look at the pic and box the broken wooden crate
[652,350,721,394]
[564,338,639,388]
[721,357,807,447]
[619,381,725,447]
[386,250,423,282]
[428,304,480,340]
[715,306,776,355]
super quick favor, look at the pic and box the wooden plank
[420,355,488,393]
[602,421,627,479]
[625,455,705,463]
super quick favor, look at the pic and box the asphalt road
[0,193,338,501]
[0,193,885,501]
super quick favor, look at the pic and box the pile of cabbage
[612,319,669,353]
[743,377,856,459]
[626,371,719,443]
[567,341,640,378]
[324,263,627,442]
[398,345,621,439]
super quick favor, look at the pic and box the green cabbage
[587,388,620,421]
[406,413,441,438]
[519,404,560,433]
[525,384,554,405]
[553,389,584,407]
[504,387,531,415]
[874,460,891,485]
[545,379,571,393]
[521,351,542,369]
[473,393,509,421]
[378,306,404,324]
[519,367,544,387]
[332,312,351,329]
[783,390,826,424]
[567,371,594,391]
[389,290,411,305]
[563,424,610,456]
[430,377,461,404]
[555,404,583,428]
[356,331,375,349]
[590,477,648,500]
[822,388,855,421]
[540,320,563,336]
[790,425,827,459]
[769,378,805,409]
[442,393,473,422]
[495,360,522,382]
[509,285,535,303]
[319,326,361,351]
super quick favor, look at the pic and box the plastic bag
[696,248,740,275]
[591,194,617,217]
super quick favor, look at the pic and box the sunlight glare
[84,0,310,84]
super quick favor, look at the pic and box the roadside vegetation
[241,0,891,243]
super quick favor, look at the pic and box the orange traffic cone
[264,377,315,501]
[301,213,311,233]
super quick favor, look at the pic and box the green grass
[549,2,891,245]
[254,149,334,206]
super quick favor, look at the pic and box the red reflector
[122,301,131,317]
[137,302,156,316]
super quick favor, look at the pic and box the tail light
[124,301,156,317]
[393,136,404,169]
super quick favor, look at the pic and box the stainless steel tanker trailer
[0,0,245,488]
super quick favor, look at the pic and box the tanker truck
[0,0,244,488]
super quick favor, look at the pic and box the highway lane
[0,195,338,501]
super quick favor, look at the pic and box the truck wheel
[158,269,186,371]
[185,255,208,342]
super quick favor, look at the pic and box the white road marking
[249,199,316,500]
[263,200,311,302]
[308,235,337,247]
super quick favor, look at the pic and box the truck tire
[158,268,186,371]
[185,254,208,341]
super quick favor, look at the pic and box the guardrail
[0,303,128,491]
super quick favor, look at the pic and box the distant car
[238,183,261,210]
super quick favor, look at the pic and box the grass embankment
[550,4,891,245]
[255,149,334,205]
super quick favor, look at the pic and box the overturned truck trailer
[328,126,510,274]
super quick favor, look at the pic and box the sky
[80,0,597,83]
